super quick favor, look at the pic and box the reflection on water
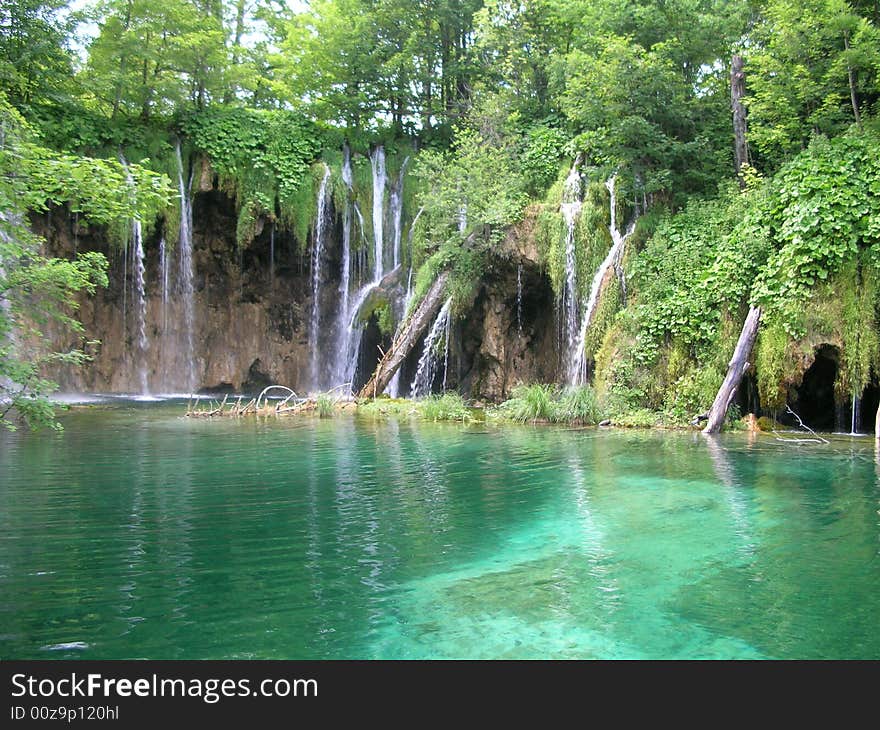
[1,402,879,659]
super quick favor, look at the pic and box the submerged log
[358,270,451,399]
[703,305,762,434]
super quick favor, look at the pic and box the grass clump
[493,384,601,425]
[418,393,473,422]
[557,386,599,425]
[497,384,559,423]
[316,392,336,418]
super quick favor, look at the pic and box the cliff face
[33,194,559,401]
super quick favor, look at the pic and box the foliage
[752,128,880,332]
[183,107,324,247]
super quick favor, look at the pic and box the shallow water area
[1,400,879,659]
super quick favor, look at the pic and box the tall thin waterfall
[516,263,523,335]
[851,392,861,434]
[119,155,149,394]
[411,298,453,398]
[568,175,636,385]
[560,162,583,365]
[390,157,409,269]
[131,217,148,394]
[175,141,196,392]
[310,163,333,390]
[370,146,387,280]
[340,144,353,315]
[158,236,169,337]
[329,149,355,389]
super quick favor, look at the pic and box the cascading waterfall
[411,298,453,398]
[568,175,637,385]
[309,164,333,390]
[851,392,860,434]
[175,140,196,393]
[335,145,394,393]
[119,155,149,394]
[560,162,583,365]
[370,146,387,280]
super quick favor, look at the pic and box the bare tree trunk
[358,271,450,399]
[731,54,749,186]
[843,32,862,125]
[703,306,762,434]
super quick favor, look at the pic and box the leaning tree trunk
[731,54,750,187]
[358,271,450,399]
[703,306,762,434]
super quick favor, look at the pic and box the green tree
[0,0,75,108]
[82,0,228,120]
[745,0,880,168]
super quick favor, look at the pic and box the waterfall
[158,236,169,337]
[340,144,353,315]
[516,263,523,335]
[309,163,333,390]
[411,298,453,398]
[328,147,356,389]
[458,204,468,235]
[851,392,860,434]
[390,157,409,269]
[119,155,149,394]
[338,283,377,393]
[131,217,148,394]
[568,175,636,385]
[370,146,387,280]
[560,162,583,367]
[175,140,196,393]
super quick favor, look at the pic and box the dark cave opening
[791,345,839,432]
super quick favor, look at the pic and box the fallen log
[358,270,451,399]
[703,305,761,434]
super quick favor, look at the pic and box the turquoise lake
[1,401,879,659]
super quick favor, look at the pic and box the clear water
[1,403,879,659]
